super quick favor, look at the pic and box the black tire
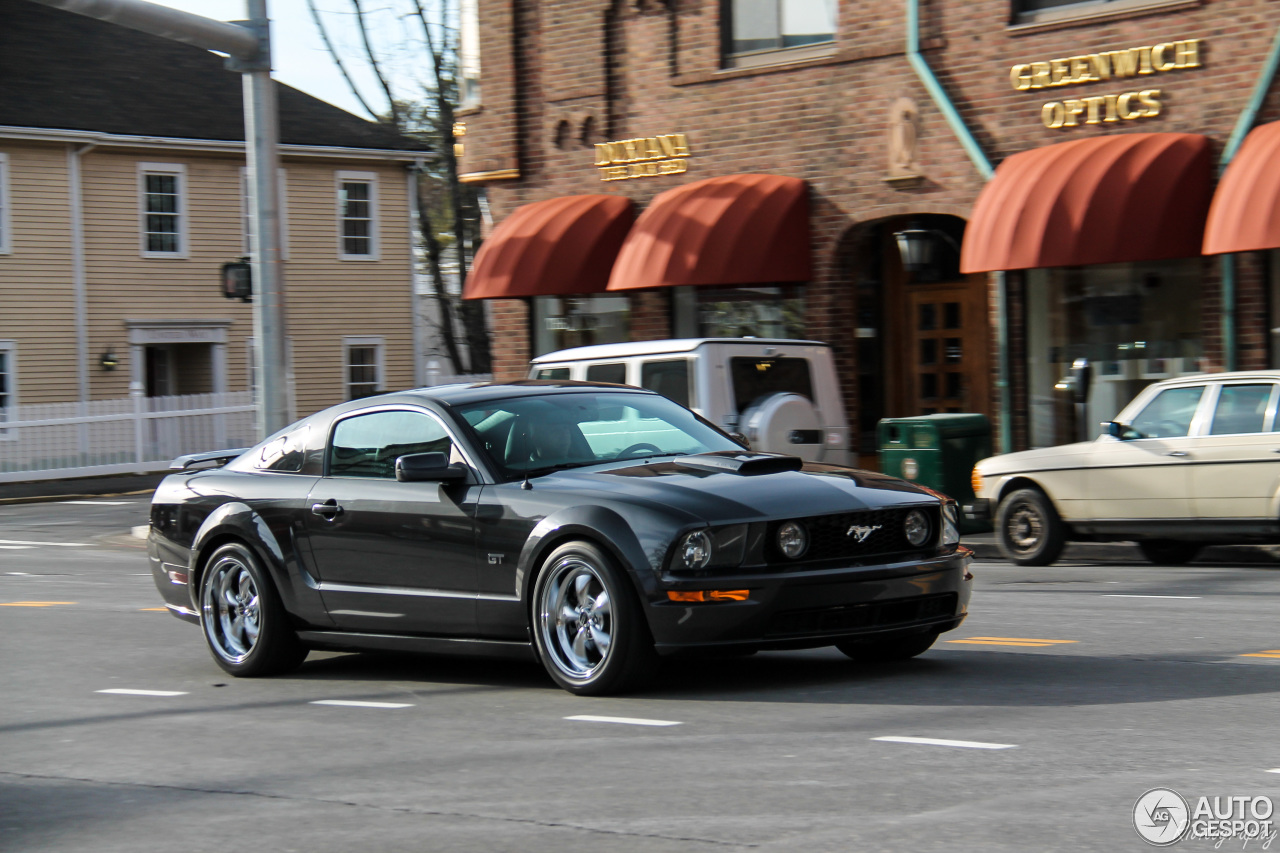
[1137,540,1204,565]
[198,542,307,677]
[996,488,1066,566]
[531,541,658,696]
[837,631,939,663]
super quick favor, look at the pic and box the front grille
[766,592,958,639]
[767,507,938,564]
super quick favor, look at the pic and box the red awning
[463,195,634,300]
[960,133,1212,274]
[606,174,810,291]
[1204,121,1280,255]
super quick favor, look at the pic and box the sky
[144,0,431,120]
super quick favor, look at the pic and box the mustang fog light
[777,521,808,559]
[904,509,931,547]
[677,530,713,570]
[941,503,960,546]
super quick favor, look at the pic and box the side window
[1129,386,1205,439]
[138,163,187,257]
[535,367,571,380]
[255,425,310,473]
[337,171,378,260]
[640,359,692,408]
[723,0,836,66]
[585,362,627,384]
[729,356,814,414]
[328,410,453,479]
[1209,384,1274,435]
[0,340,15,436]
[345,336,383,400]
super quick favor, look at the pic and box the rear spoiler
[169,448,249,471]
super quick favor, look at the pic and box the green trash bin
[878,413,992,534]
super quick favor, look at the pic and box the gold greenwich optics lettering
[1006,39,1204,129]
[595,134,691,182]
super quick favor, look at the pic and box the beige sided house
[0,0,430,482]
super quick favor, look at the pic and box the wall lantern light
[893,225,962,278]
[100,350,118,371]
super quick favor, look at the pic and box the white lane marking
[60,500,132,506]
[1103,594,1201,600]
[310,699,415,709]
[7,572,33,575]
[564,715,683,727]
[1266,769,1280,774]
[131,526,149,540]
[0,546,35,551]
[0,539,90,548]
[96,688,189,697]
[873,736,1017,750]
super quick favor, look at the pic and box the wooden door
[901,278,990,415]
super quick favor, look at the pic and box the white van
[529,338,851,465]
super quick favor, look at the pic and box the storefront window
[1025,260,1203,448]
[672,285,805,339]
[531,295,630,356]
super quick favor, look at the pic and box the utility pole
[28,0,292,438]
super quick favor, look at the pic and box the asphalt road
[2,497,1279,852]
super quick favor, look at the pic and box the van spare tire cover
[742,393,823,462]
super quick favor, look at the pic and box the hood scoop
[672,451,804,476]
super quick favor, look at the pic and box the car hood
[535,457,940,522]
[976,440,1096,475]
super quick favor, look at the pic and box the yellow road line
[948,639,1057,647]
[1241,651,1280,658]
[0,601,77,607]
[963,637,1079,644]
[140,607,168,612]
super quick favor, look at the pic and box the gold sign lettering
[594,133,693,181]
[1010,39,1204,91]
[1041,89,1162,128]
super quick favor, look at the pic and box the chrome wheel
[1005,501,1044,554]
[538,556,614,680]
[202,552,261,664]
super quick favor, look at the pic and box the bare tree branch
[306,0,380,120]
[351,0,403,126]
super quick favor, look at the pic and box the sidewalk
[961,530,1280,564]
[0,472,167,505]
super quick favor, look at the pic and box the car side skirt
[1070,519,1280,542]
[296,630,537,662]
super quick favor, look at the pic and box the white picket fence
[0,391,256,484]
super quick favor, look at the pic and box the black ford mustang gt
[149,381,973,695]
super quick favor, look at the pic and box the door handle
[1165,451,1189,457]
[310,499,343,519]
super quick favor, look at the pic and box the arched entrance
[841,214,991,464]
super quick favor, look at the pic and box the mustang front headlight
[673,524,749,571]
[677,530,712,570]
[904,509,931,547]
[941,502,960,546]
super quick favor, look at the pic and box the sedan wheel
[533,541,657,695]
[200,542,306,677]
[996,488,1066,566]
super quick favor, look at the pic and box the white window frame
[0,153,10,255]
[137,162,188,258]
[344,336,385,400]
[336,170,379,261]
[240,167,290,260]
[0,340,17,439]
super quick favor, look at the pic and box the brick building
[454,0,1280,462]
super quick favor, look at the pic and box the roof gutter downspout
[1218,25,1280,372]
[906,0,1011,452]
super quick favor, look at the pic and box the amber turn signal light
[667,590,750,603]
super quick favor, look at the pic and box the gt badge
[846,524,881,543]
[487,554,505,565]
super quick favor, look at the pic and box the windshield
[453,391,742,480]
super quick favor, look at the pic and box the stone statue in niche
[886,96,922,185]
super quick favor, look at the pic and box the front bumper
[645,549,973,652]
[963,498,991,523]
